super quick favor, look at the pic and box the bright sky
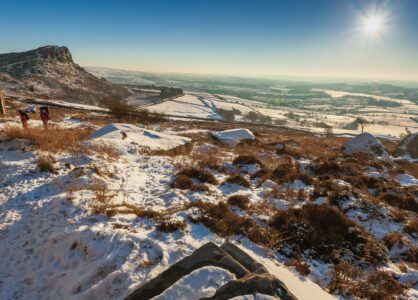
[1,0,418,81]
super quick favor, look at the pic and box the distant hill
[0,46,129,104]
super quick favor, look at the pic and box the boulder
[125,242,296,300]
[343,133,388,157]
[397,132,418,159]
[212,128,255,146]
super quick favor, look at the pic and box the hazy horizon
[1,0,418,82]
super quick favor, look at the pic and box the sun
[363,16,382,34]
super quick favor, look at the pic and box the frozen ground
[0,106,417,299]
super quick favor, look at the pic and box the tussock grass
[188,201,276,246]
[329,262,406,299]
[222,174,251,188]
[271,204,387,263]
[37,155,56,173]
[227,194,250,210]
[156,219,187,233]
[177,167,218,185]
[3,125,92,153]
[285,259,311,276]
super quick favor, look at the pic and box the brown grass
[285,259,311,276]
[227,194,250,209]
[222,174,251,188]
[271,204,387,263]
[3,125,92,153]
[379,192,418,213]
[156,219,187,232]
[383,232,406,249]
[404,219,418,237]
[188,201,276,246]
[37,155,56,173]
[171,175,194,190]
[232,155,263,167]
[329,262,406,299]
[177,167,218,185]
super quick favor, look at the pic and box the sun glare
[363,16,382,34]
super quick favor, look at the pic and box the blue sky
[1,0,418,81]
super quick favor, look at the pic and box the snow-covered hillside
[1,104,417,299]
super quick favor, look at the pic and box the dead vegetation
[232,155,263,167]
[37,155,56,173]
[177,167,218,185]
[222,174,251,188]
[3,125,92,153]
[285,259,311,276]
[329,261,406,299]
[188,201,276,246]
[227,194,250,209]
[271,204,387,264]
[102,95,166,123]
[156,219,187,233]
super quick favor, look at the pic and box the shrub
[382,232,406,249]
[227,194,250,209]
[360,271,406,299]
[37,156,56,173]
[217,109,235,122]
[286,259,311,276]
[223,175,251,188]
[402,246,418,263]
[271,204,387,262]
[250,168,270,180]
[171,175,194,189]
[379,192,418,213]
[156,219,187,233]
[329,263,405,299]
[102,95,132,119]
[188,201,274,246]
[177,168,218,185]
[232,155,263,167]
[191,183,210,192]
[404,219,418,237]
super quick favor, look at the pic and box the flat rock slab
[125,242,296,300]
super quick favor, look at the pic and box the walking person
[18,109,30,129]
[39,106,50,129]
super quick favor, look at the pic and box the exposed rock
[397,132,418,159]
[0,46,129,104]
[125,242,250,300]
[203,273,295,300]
[343,132,388,157]
[212,128,256,146]
[125,242,296,300]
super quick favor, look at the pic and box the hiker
[18,110,30,129]
[40,106,50,128]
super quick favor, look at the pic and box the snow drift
[90,123,192,151]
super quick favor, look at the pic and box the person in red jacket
[39,106,50,128]
[18,110,30,129]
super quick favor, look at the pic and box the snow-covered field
[145,91,418,138]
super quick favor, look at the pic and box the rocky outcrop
[343,133,388,157]
[0,46,129,105]
[397,132,418,159]
[126,242,296,300]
